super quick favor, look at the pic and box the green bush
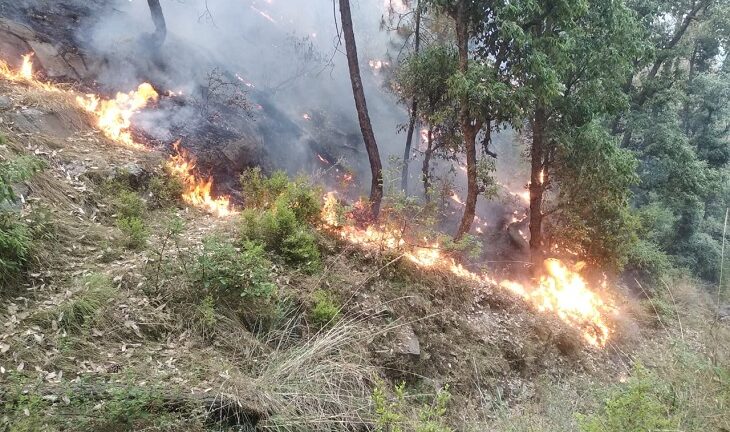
[147,172,184,209]
[625,238,673,281]
[0,155,44,288]
[0,214,31,287]
[239,170,322,272]
[196,237,277,320]
[311,289,340,328]
[0,155,45,204]
[373,382,453,432]
[577,365,673,432]
[117,216,148,250]
[240,167,290,209]
[113,190,146,219]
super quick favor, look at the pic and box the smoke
[75,0,531,267]
[81,0,409,181]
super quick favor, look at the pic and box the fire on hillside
[321,192,614,347]
[0,53,615,347]
[0,53,235,217]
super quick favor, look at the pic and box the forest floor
[0,70,728,431]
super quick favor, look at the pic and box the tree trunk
[454,3,479,240]
[422,126,434,198]
[401,1,422,192]
[147,0,167,47]
[338,0,384,219]
[529,105,547,266]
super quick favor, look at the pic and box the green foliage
[577,364,672,432]
[373,382,453,432]
[197,294,217,334]
[113,189,146,219]
[147,172,184,208]
[195,236,277,319]
[116,216,148,250]
[625,239,673,280]
[240,167,290,209]
[240,169,322,272]
[310,289,340,328]
[0,155,44,288]
[0,213,31,286]
[1,376,204,431]
[0,155,45,204]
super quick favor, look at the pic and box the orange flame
[0,53,61,92]
[76,83,158,149]
[500,259,612,346]
[320,195,614,347]
[167,140,235,217]
[20,54,33,80]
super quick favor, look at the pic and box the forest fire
[76,83,158,149]
[500,260,612,346]
[0,53,61,92]
[321,193,614,347]
[166,140,235,217]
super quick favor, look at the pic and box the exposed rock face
[0,0,103,81]
[393,324,421,357]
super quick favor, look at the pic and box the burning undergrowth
[0,52,618,349]
[320,192,616,347]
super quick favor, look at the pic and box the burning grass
[321,192,616,347]
[76,83,158,150]
[167,140,235,217]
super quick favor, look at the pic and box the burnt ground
[0,0,370,203]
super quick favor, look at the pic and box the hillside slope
[0,55,727,432]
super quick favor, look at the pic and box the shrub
[0,155,44,288]
[197,294,217,335]
[113,190,146,219]
[625,238,673,281]
[240,167,289,209]
[0,214,31,287]
[311,289,340,328]
[117,216,148,250]
[239,171,322,272]
[373,382,453,432]
[577,365,673,432]
[147,172,184,209]
[196,237,277,320]
[0,155,45,204]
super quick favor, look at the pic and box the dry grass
[253,316,378,431]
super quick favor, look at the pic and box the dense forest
[0,0,728,430]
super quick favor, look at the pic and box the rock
[13,108,73,138]
[0,96,12,110]
[0,18,90,81]
[719,304,730,321]
[392,324,421,357]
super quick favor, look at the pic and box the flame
[539,169,545,184]
[500,259,612,346]
[76,83,158,149]
[368,59,390,72]
[167,140,235,217]
[0,53,61,92]
[320,195,614,347]
[20,54,33,80]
